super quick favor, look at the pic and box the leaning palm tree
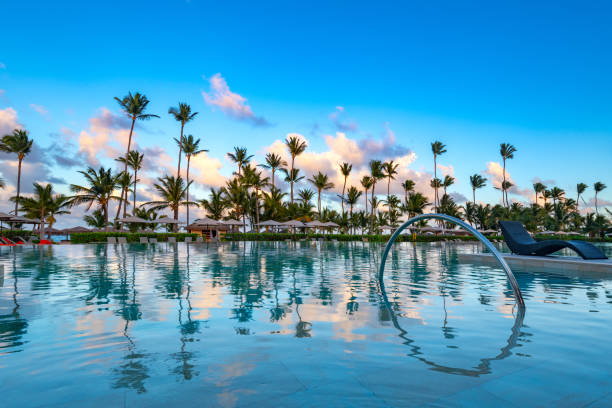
[115,92,158,217]
[168,103,198,178]
[360,175,374,215]
[339,162,352,214]
[116,150,144,212]
[369,160,384,231]
[401,179,415,204]
[576,182,588,212]
[11,183,70,240]
[259,152,287,190]
[285,135,307,203]
[69,167,122,231]
[430,141,446,210]
[382,160,399,197]
[0,129,33,216]
[499,143,517,207]
[594,182,606,215]
[227,146,253,178]
[146,175,194,231]
[469,174,487,204]
[442,175,455,196]
[180,135,208,225]
[308,172,334,216]
[533,182,546,206]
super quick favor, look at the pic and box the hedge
[70,232,199,244]
[221,232,500,243]
[1,230,35,240]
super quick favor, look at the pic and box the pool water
[1,242,611,407]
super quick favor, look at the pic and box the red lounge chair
[0,237,16,246]
[38,239,52,245]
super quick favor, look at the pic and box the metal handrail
[379,213,525,306]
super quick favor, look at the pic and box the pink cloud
[202,73,270,127]
[29,103,49,118]
[0,107,20,135]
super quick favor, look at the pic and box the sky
[1,0,611,226]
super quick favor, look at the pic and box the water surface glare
[1,242,611,407]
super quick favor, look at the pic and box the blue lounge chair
[499,221,607,260]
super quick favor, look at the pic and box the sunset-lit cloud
[202,73,270,127]
[0,107,20,134]
[29,103,49,119]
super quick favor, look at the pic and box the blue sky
[1,0,611,223]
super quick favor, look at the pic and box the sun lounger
[139,237,148,244]
[149,238,157,244]
[1,237,17,246]
[167,237,176,243]
[107,237,117,244]
[117,237,127,244]
[184,237,193,243]
[499,221,608,260]
[16,236,33,245]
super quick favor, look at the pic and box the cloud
[74,108,131,166]
[0,62,5,69]
[29,104,50,119]
[449,192,468,203]
[202,73,270,127]
[485,161,533,203]
[329,106,358,133]
[0,107,20,135]
[358,122,411,159]
[531,176,556,187]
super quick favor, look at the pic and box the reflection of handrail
[379,213,524,306]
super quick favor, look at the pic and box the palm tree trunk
[502,159,506,207]
[364,188,368,214]
[186,155,191,225]
[433,155,438,212]
[370,182,376,233]
[318,190,321,215]
[290,156,295,203]
[255,188,260,228]
[15,157,23,216]
[272,168,275,190]
[342,178,347,214]
[177,122,184,179]
[174,207,179,232]
[116,117,136,223]
[473,188,476,205]
[595,193,599,215]
[133,169,137,212]
[104,203,109,232]
[123,186,128,217]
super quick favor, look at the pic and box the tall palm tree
[227,146,253,178]
[430,178,442,210]
[146,175,194,231]
[499,143,517,207]
[308,172,334,215]
[12,183,70,240]
[369,160,384,231]
[0,129,33,216]
[401,179,415,204]
[382,160,399,197]
[360,175,373,215]
[222,178,248,231]
[339,162,352,214]
[430,141,447,210]
[117,171,132,218]
[550,187,565,206]
[69,167,122,231]
[405,192,429,218]
[180,135,208,225]
[243,165,269,228]
[168,103,198,178]
[199,188,226,220]
[259,152,287,190]
[115,92,158,220]
[297,188,315,208]
[542,189,552,206]
[594,182,606,215]
[285,135,307,203]
[345,186,362,219]
[116,150,144,212]
[533,182,546,205]
[501,180,514,206]
[281,168,304,196]
[576,183,588,212]
[469,174,487,204]
[442,175,455,196]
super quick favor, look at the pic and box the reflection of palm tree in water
[1,250,29,351]
[290,269,311,338]
[375,248,526,377]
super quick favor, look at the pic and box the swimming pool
[1,242,611,407]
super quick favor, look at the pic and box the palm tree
[369,160,384,230]
[117,171,133,218]
[469,174,487,204]
[339,162,352,214]
[199,188,226,220]
[550,187,565,206]
[259,152,287,190]
[308,172,334,215]
[84,209,107,229]
[69,167,122,231]
[542,189,552,206]
[499,143,517,207]
[227,146,253,178]
[405,192,430,218]
[430,141,447,210]
[285,135,307,203]
[533,182,546,205]
[501,180,514,206]
[116,150,144,212]
[297,188,315,208]
[168,103,198,178]
[345,186,362,219]
[0,129,33,216]
[146,175,194,231]
[594,182,606,215]
[222,178,248,231]
[243,165,269,228]
[360,175,373,215]
[282,168,304,195]
[12,183,70,240]
[401,179,415,204]
[381,160,399,197]
[576,183,588,212]
[115,92,158,220]
[430,178,442,210]
[180,135,208,225]
[442,175,455,196]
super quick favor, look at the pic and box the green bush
[221,232,491,243]
[1,230,35,240]
[70,232,199,244]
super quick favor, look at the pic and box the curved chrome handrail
[379,213,524,306]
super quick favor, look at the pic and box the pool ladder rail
[378,213,525,307]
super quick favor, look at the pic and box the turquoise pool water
[1,242,611,407]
